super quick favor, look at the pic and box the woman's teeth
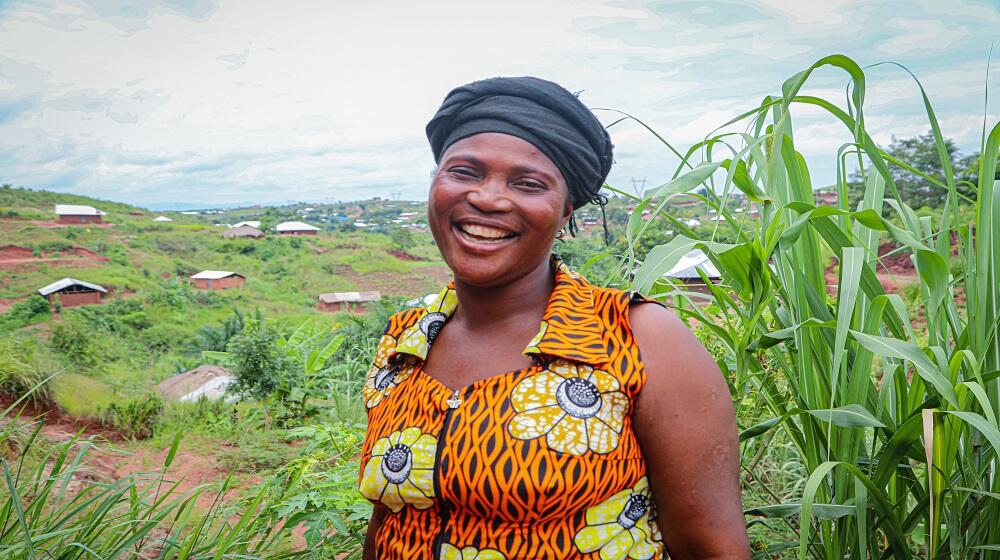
[457,224,516,243]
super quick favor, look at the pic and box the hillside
[0,186,450,407]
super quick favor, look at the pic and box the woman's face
[428,133,572,288]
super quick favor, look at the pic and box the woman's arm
[362,505,388,560]
[629,303,749,559]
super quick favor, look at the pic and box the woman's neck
[451,257,555,333]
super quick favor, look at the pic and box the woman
[359,77,748,559]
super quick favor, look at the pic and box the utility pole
[630,177,647,197]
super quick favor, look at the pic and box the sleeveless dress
[359,260,665,559]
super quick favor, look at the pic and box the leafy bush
[140,323,189,353]
[0,295,50,332]
[96,393,163,439]
[50,314,104,367]
[0,333,56,406]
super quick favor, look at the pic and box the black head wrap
[425,76,613,211]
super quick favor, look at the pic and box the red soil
[388,249,424,261]
[17,220,115,228]
[1,396,249,511]
[0,244,109,270]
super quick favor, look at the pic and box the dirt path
[2,400,240,511]
[0,244,110,270]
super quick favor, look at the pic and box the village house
[664,249,721,297]
[153,216,173,222]
[37,277,107,308]
[190,270,246,290]
[232,220,261,229]
[814,190,840,206]
[317,291,381,313]
[55,204,105,224]
[222,225,265,239]
[275,221,320,236]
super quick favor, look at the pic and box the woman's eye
[515,180,546,190]
[448,167,477,177]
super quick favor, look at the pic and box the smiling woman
[357,76,749,560]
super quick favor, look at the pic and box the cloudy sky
[0,0,997,209]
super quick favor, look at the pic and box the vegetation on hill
[2,54,999,558]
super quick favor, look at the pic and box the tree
[389,228,415,251]
[225,317,294,429]
[850,131,957,209]
[850,131,998,209]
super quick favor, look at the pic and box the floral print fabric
[359,260,664,559]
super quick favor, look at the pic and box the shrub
[50,314,103,367]
[140,323,189,353]
[0,333,56,407]
[97,393,163,439]
[0,295,51,332]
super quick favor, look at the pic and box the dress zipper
[432,389,463,557]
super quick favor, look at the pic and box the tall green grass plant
[620,55,1000,558]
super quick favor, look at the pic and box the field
[2,54,1000,559]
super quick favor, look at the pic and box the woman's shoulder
[382,306,427,338]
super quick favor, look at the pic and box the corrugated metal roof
[190,270,243,280]
[153,216,173,222]
[54,204,105,216]
[275,221,319,232]
[232,220,261,228]
[37,277,108,296]
[665,249,720,279]
[318,291,381,303]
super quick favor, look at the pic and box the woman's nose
[466,175,513,213]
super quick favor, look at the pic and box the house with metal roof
[153,215,173,222]
[665,249,720,280]
[54,204,105,224]
[37,277,107,308]
[190,270,246,290]
[317,291,381,313]
[232,220,261,229]
[275,221,320,236]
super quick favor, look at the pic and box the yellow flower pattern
[574,477,658,560]
[363,334,414,409]
[439,543,506,560]
[395,286,459,359]
[359,427,437,513]
[508,360,628,455]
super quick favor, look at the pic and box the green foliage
[0,333,56,406]
[50,373,114,417]
[0,416,317,558]
[850,130,997,208]
[50,314,104,367]
[623,55,1000,557]
[96,393,163,439]
[192,308,253,352]
[389,227,415,251]
[146,277,221,309]
[226,317,296,403]
[0,295,50,332]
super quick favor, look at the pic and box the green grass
[50,373,115,417]
[620,55,1000,557]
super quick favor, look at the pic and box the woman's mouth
[454,222,518,245]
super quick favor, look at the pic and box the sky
[0,0,998,209]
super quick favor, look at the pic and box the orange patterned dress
[359,260,665,559]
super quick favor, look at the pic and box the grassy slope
[0,186,446,406]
